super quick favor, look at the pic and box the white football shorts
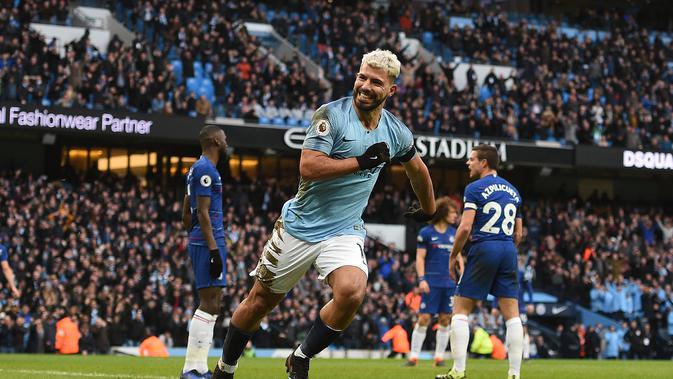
[250,218,369,294]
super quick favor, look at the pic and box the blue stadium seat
[202,78,214,91]
[272,117,285,125]
[422,32,434,48]
[193,61,203,79]
[198,86,215,104]
[479,86,491,101]
[41,98,51,106]
[186,78,199,94]
[301,119,311,128]
[259,117,271,125]
[167,46,179,60]
[171,60,183,84]
[286,117,298,126]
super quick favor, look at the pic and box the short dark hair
[199,125,223,148]
[473,144,499,169]
[432,197,458,224]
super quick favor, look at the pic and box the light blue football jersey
[282,97,415,242]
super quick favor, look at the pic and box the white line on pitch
[0,368,173,379]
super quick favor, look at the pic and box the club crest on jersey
[200,175,212,187]
[316,119,330,136]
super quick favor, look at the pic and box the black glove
[209,248,223,279]
[404,204,436,223]
[356,142,390,170]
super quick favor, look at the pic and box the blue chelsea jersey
[186,156,225,244]
[281,97,416,243]
[0,244,8,262]
[463,173,522,243]
[417,225,457,288]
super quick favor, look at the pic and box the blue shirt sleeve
[463,183,479,211]
[516,196,523,219]
[0,245,7,262]
[192,165,214,197]
[303,105,336,154]
[417,228,429,250]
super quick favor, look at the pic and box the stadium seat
[301,119,311,128]
[272,117,285,125]
[186,78,199,94]
[480,86,491,101]
[193,61,203,79]
[258,116,271,125]
[286,117,299,126]
[422,32,434,48]
[171,60,183,84]
[198,86,215,104]
[202,78,214,91]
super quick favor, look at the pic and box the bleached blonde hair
[361,49,401,82]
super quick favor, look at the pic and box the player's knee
[199,299,220,315]
[417,314,431,326]
[247,291,279,316]
[334,282,366,310]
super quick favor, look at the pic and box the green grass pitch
[0,355,672,378]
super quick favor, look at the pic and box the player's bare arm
[196,196,217,250]
[299,149,360,181]
[401,154,436,215]
[514,218,523,247]
[415,247,429,293]
[1,260,20,297]
[449,209,475,281]
[182,194,192,230]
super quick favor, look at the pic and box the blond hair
[361,49,401,81]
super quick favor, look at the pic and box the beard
[219,146,229,160]
[352,89,387,112]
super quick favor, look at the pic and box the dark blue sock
[222,323,254,365]
[299,314,341,358]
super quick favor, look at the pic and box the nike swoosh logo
[551,306,567,315]
[370,156,378,159]
[343,137,356,142]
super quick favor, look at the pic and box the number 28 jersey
[463,173,522,243]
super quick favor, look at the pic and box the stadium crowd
[2,1,673,150]
[518,195,673,358]
[0,168,671,360]
[267,1,673,150]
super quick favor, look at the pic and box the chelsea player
[180,126,228,379]
[438,145,524,379]
[213,49,437,379]
[406,197,463,367]
[0,243,21,299]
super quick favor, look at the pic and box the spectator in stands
[195,94,212,118]
[603,325,620,359]
[0,314,15,353]
[79,322,96,355]
[3,0,673,149]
